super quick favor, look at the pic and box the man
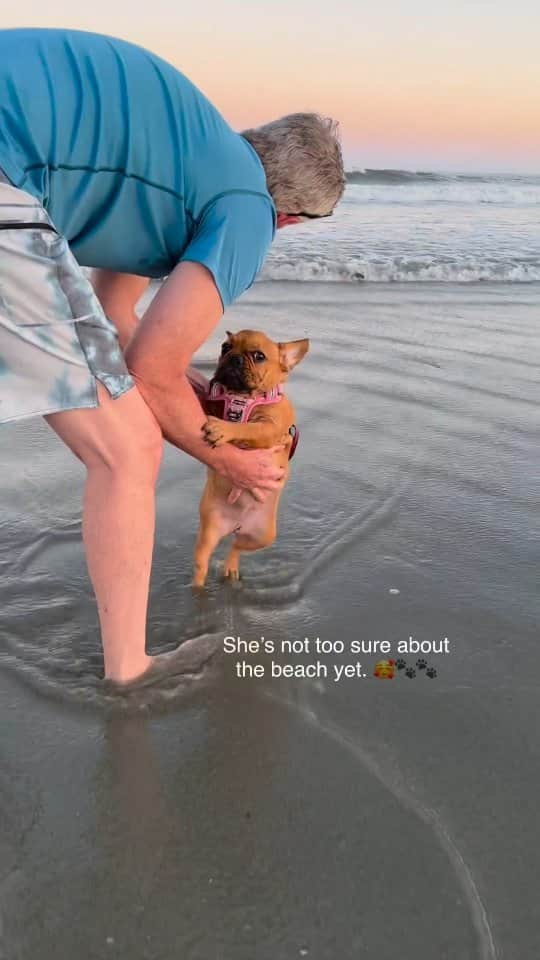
[0,28,345,685]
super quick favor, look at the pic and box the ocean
[262,169,540,283]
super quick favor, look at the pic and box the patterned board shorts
[0,174,134,424]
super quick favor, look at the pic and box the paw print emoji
[395,658,407,671]
[405,667,416,679]
[426,667,437,679]
[416,658,428,671]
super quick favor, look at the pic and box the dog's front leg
[202,416,282,449]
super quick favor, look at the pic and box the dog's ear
[278,339,309,372]
[225,330,234,339]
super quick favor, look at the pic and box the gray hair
[241,113,345,216]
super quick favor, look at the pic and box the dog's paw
[416,658,428,670]
[426,667,437,679]
[396,658,407,670]
[405,667,416,679]
[191,576,207,590]
[202,416,230,447]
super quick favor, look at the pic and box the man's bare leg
[45,383,163,683]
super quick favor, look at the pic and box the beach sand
[1,281,539,959]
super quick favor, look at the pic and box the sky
[3,1,540,173]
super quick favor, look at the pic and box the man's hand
[124,261,286,492]
[216,444,286,502]
[202,418,287,502]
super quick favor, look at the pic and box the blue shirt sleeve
[180,192,276,309]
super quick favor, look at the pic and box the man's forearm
[123,260,230,468]
[122,262,285,495]
[129,365,227,470]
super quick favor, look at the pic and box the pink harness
[191,376,299,460]
[208,381,284,422]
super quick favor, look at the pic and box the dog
[192,329,309,587]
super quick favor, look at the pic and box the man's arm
[91,269,212,410]
[125,261,285,492]
[91,269,150,349]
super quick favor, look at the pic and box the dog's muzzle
[217,357,249,392]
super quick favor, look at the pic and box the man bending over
[0,28,345,684]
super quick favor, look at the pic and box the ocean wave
[260,255,540,284]
[345,168,540,186]
[344,185,540,207]
[342,177,540,206]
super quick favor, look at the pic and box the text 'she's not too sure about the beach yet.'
[224,636,451,681]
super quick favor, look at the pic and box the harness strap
[189,375,300,460]
[208,380,284,422]
[288,424,299,460]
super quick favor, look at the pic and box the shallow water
[1,282,539,958]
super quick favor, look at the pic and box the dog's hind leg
[223,527,276,581]
[223,544,241,580]
[192,519,224,588]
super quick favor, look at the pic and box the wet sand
[1,282,539,959]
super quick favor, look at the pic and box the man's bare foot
[104,653,153,686]
[103,636,220,692]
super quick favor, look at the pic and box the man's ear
[278,339,310,372]
[276,213,302,229]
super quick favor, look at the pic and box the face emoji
[213,329,309,395]
[374,659,395,679]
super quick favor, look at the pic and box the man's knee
[86,387,163,483]
[122,414,163,483]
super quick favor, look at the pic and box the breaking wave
[345,168,540,186]
[259,255,540,284]
[344,170,540,206]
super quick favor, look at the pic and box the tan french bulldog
[192,329,309,587]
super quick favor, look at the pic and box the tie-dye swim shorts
[0,176,134,424]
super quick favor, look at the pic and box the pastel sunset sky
[4,0,540,173]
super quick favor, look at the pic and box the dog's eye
[251,351,266,363]
[221,343,232,355]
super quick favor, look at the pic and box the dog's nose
[228,354,243,367]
